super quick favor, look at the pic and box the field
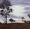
[0,23,30,29]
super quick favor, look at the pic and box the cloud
[8,0,30,5]
[0,0,3,4]
[7,14,20,18]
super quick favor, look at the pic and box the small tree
[21,17,25,22]
[28,14,30,18]
[28,14,30,23]
[9,18,15,23]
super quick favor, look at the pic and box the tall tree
[0,0,12,24]
[0,6,13,24]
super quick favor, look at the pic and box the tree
[0,0,12,24]
[28,14,30,23]
[3,0,12,6]
[9,18,15,23]
[0,6,13,24]
[21,17,25,22]
[28,14,30,18]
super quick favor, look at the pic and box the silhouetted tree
[9,18,15,23]
[0,8,13,24]
[0,0,12,24]
[3,0,12,6]
[28,14,30,23]
[21,17,25,22]
[28,14,30,18]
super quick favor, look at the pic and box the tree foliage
[28,14,30,18]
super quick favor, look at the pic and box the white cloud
[10,5,26,17]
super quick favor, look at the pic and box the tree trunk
[5,14,7,24]
[22,19,23,22]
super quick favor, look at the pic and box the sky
[8,0,30,5]
[7,4,30,23]
[0,4,30,23]
[0,0,30,5]
[0,0,30,23]
[8,4,30,20]
[0,0,3,4]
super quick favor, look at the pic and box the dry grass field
[0,23,30,29]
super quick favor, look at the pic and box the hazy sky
[8,4,30,20]
[0,0,30,5]
[0,4,30,23]
[0,0,30,23]
[8,0,30,5]
[0,0,3,4]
